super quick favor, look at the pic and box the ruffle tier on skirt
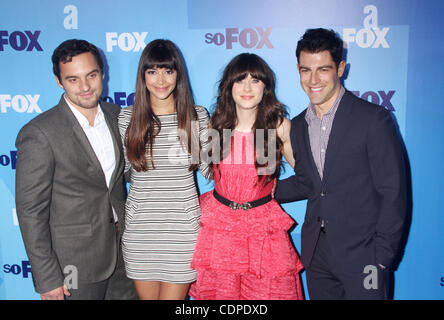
[190,191,304,300]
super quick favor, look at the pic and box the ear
[337,60,346,78]
[55,76,64,90]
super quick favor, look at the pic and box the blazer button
[320,191,326,197]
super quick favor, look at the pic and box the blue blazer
[276,90,407,272]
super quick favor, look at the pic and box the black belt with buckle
[213,189,272,210]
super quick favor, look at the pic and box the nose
[243,80,252,92]
[309,71,320,85]
[80,78,91,92]
[157,73,166,85]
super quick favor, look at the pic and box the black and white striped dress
[118,105,211,283]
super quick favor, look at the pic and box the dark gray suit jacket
[15,95,126,294]
[276,91,407,272]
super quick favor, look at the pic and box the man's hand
[40,285,70,300]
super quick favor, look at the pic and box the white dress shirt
[65,96,118,222]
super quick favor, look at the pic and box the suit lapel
[58,96,107,185]
[322,92,353,184]
[102,104,123,190]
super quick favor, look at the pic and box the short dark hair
[51,39,104,81]
[296,28,344,68]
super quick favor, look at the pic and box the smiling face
[56,52,103,112]
[231,73,265,112]
[144,67,177,106]
[298,50,345,115]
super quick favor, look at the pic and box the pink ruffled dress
[190,130,304,300]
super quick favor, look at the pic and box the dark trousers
[65,241,137,300]
[305,230,391,300]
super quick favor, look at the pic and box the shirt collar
[305,86,345,125]
[64,95,103,129]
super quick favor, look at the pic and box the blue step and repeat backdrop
[0,0,443,300]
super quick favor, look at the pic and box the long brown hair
[211,53,288,183]
[125,39,198,172]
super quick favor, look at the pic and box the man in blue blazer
[275,28,407,299]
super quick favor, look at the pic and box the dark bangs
[228,53,270,88]
[143,43,177,71]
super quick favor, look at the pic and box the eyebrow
[64,69,101,80]
[299,64,334,70]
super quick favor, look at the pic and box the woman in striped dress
[118,39,211,300]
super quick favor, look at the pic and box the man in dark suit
[15,39,137,300]
[275,28,407,299]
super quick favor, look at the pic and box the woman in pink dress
[190,53,304,300]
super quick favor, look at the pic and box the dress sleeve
[118,106,133,182]
[195,106,213,180]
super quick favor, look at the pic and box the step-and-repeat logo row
[102,92,135,106]
[3,260,31,278]
[0,151,16,170]
[205,27,273,49]
[0,31,42,51]
[0,90,391,114]
[0,90,395,113]
[343,5,390,49]
[105,32,148,52]
[352,90,396,111]
[1,6,389,54]
[0,95,42,113]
